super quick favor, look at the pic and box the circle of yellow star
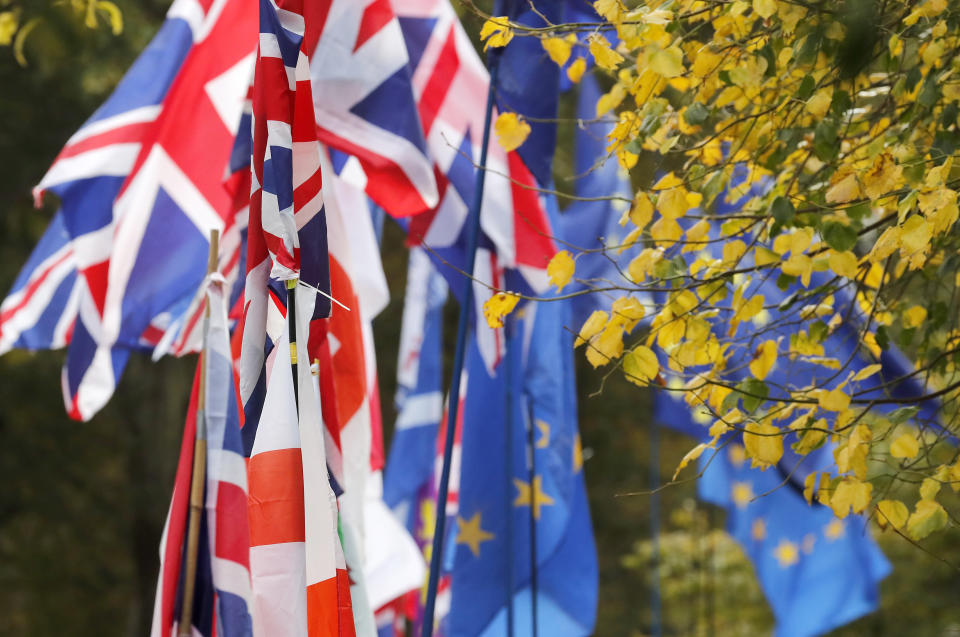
[456,512,495,558]
[751,518,767,541]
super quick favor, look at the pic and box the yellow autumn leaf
[852,363,882,382]
[806,89,833,118]
[830,478,872,519]
[743,421,784,468]
[623,345,659,386]
[588,33,624,70]
[494,112,530,152]
[610,297,646,331]
[781,253,813,287]
[596,84,627,116]
[792,417,828,455]
[593,0,624,21]
[803,471,817,504]
[862,152,902,201]
[547,250,575,292]
[0,11,19,46]
[902,305,927,329]
[658,187,693,219]
[586,324,625,367]
[627,248,663,283]
[482,291,520,329]
[919,477,940,501]
[566,57,586,83]
[480,16,514,50]
[825,171,862,204]
[650,216,683,248]
[876,500,909,530]
[890,432,920,459]
[828,250,859,279]
[755,246,780,267]
[541,34,574,66]
[683,219,710,252]
[899,215,932,258]
[624,192,654,228]
[575,310,608,348]
[753,0,777,19]
[649,46,685,78]
[818,388,851,412]
[907,500,948,540]
[749,340,777,380]
[691,48,722,78]
[673,442,708,480]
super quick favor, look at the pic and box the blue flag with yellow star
[697,444,891,637]
[447,296,598,636]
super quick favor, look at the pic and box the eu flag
[697,443,890,637]
[448,297,598,636]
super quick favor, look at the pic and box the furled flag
[150,272,253,637]
[448,298,598,636]
[393,0,557,370]
[16,0,257,421]
[312,147,425,633]
[243,281,354,636]
[308,0,438,217]
[240,1,351,635]
[383,247,448,526]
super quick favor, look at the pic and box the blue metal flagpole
[525,381,539,637]
[420,44,503,637]
[503,317,516,637]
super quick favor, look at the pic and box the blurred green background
[0,3,958,635]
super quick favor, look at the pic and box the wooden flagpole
[178,229,219,636]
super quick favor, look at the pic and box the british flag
[308,0,438,218]
[6,0,257,421]
[0,212,79,355]
[394,0,557,371]
[239,2,356,635]
[151,275,254,637]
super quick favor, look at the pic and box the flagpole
[287,277,299,408]
[178,229,219,636]
[503,318,515,637]
[525,372,538,637]
[421,45,503,637]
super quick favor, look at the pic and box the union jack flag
[4,0,257,421]
[394,0,557,371]
[239,2,355,635]
[150,274,253,637]
[0,212,79,355]
[309,0,438,217]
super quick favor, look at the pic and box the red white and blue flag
[308,0,438,217]
[394,0,557,371]
[4,0,257,421]
[151,274,253,637]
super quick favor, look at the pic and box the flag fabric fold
[151,274,253,637]
[5,0,257,420]
[447,299,598,636]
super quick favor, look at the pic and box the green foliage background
[0,3,958,635]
